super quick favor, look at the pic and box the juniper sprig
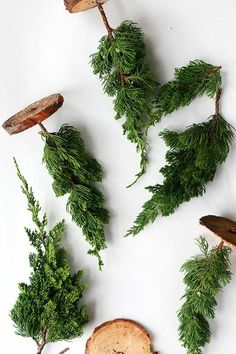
[91,17,159,186]
[127,113,234,236]
[148,60,222,127]
[41,124,109,270]
[11,159,88,354]
[178,236,232,354]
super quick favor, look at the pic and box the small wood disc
[200,215,236,249]
[64,0,107,13]
[2,94,64,135]
[86,319,157,354]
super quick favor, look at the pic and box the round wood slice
[200,215,236,249]
[2,94,64,135]
[86,319,157,354]
[64,0,107,13]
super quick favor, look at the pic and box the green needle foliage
[91,20,159,186]
[11,159,88,354]
[178,236,232,354]
[149,60,222,127]
[127,115,234,236]
[42,124,109,270]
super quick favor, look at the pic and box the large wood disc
[2,94,64,135]
[64,0,107,13]
[86,319,157,354]
[200,215,236,249]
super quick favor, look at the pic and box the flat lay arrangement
[1,1,236,354]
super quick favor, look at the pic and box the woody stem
[95,0,113,37]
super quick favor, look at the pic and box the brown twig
[38,122,56,146]
[58,348,70,354]
[215,89,222,116]
[36,328,48,354]
[38,122,51,139]
[120,72,126,86]
[216,239,224,252]
[95,0,113,37]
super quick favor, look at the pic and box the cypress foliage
[42,124,109,270]
[178,237,232,354]
[127,114,234,236]
[148,60,222,126]
[91,20,159,186]
[10,159,88,354]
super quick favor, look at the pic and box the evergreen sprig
[149,60,221,126]
[127,115,234,236]
[11,159,88,354]
[42,124,109,270]
[178,236,232,354]
[91,20,159,186]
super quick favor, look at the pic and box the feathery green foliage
[127,115,234,236]
[42,124,109,270]
[178,236,232,354]
[91,20,159,185]
[149,60,221,126]
[10,159,88,353]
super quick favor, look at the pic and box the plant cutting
[10,159,88,354]
[85,319,158,354]
[178,215,236,354]
[2,94,109,269]
[65,0,159,186]
[127,62,234,236]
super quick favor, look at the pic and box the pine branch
[10,162,88,353]
[91,20,159,185]
[149,60,222,126]
[178,237,232,354]
[126,114,234,236]
[41,124,109,270]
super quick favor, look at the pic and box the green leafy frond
[42,124,109,269]
[149,60,222,126]
[178,236,232,354]
[91,20,159,185]
[127,115,234,236]
[10,162,88,345]
[67,184,109,270]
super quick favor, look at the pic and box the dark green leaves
[91,21,159,185]
[149,60,222,126]
[67,184,109,269]
[178,237,232,354]
[10,162,88,347]
[42,124,109,269]
[127,115,234,236]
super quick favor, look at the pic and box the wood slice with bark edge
[200,215,236,249]
[2,94,64,135]
[64,0,107,13]
[86,319,157,354]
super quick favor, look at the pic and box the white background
[1,0,236,353]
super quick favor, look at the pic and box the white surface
[1,0,236,353]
